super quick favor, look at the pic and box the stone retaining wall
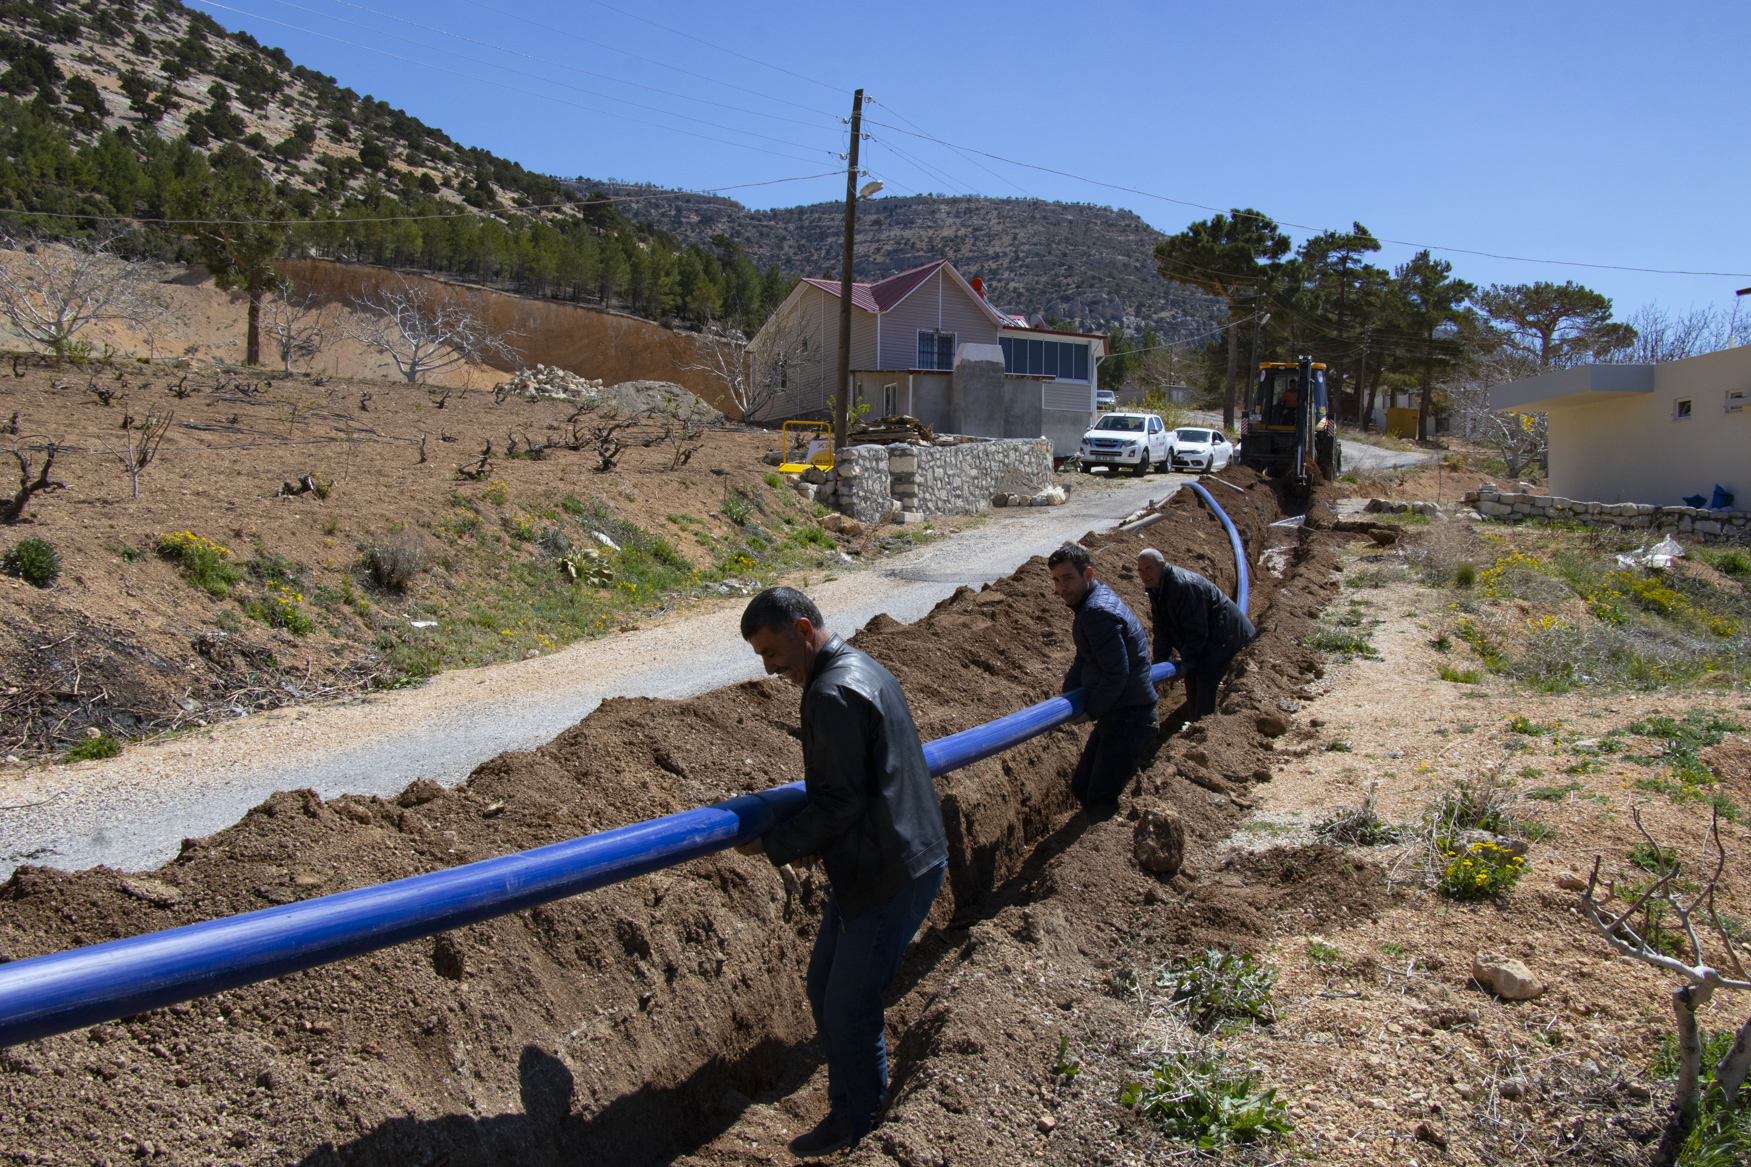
[896,438,1053,517]
[811,438,1054,525]
[1464,485,1750,543]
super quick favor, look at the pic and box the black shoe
[787,1113,856,1159]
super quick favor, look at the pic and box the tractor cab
[1238,357,1340,488]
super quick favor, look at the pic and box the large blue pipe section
[1187,480,1250,616]
[0,487,1250,1049]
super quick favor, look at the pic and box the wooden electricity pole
[834,88,864,453]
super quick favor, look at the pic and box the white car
[1078,412,1169,475]
[1167,427,1234,472]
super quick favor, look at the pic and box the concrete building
[746,260,1106,455]
[1489,346,1749,506]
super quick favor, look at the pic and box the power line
[863,119,1751,279]
[866,98,1035,200]
[192,2,833,166]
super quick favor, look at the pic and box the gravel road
[0,473,1187,878]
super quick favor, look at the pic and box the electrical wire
[864,119,1751,279]
[191,2,833,166]
[867,98,1035,200]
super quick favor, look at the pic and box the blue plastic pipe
[1188,481,1250,615]
[0,490,1248,1049]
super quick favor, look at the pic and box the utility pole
[834,88,864,454]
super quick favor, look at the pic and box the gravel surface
[0,474,1186,878]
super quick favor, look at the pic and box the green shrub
[763,471,785,490]
[1117,1051,1292,1146]
[1304,625,1379,658]
[1699,548,1751,578]
[1526,782,1583,802]
[1439,664,1482,683]
[1305,940,1344,964]
[723,493,754,525]
[246,546,305,584]
[1438,839,1526,900]
[3,536,60,586]
[65,731,122,761]
[1155,948,1277,1033]
[157,531,243,597]
[242,583,315,635]
[1453,562,1476,588]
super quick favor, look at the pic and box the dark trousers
[1070,704,1159,811]
[806,862,946,1139]
[1182,655,1236,721]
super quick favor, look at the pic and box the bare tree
[640,393,711,469]
[262,283,331,372]
[107,408,173,499]
[1607,305,1734,364]
[341,277,517,383]
[726,313,815,422]
[0,233,157,357]
[679,323,765,421]
[2,436,65,522]
[1580,808,1751,1164]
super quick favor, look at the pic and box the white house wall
[876,269,1003,370]
[1545,345,1749,506]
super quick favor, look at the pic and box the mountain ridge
[0,1,1221,340]
[568,180,1225,340]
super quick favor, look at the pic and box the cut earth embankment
[0,466,1351,1166]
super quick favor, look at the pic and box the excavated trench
[0,467,1354,1166]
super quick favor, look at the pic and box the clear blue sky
[191,0,1751,320]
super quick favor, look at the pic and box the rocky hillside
[570,181,1226,340]
[0,0,1218,340]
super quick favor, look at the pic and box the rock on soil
[1132,804,1186,876]
[1471,952,1545,1000]
[0,467,1351,1167]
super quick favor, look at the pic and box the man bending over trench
[1047,541,1159,816]
[1136,547,1255,721]
[735,586,948,1158]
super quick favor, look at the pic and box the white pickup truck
[1076,412,1169,475]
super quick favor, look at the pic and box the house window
[1675,398,1693,420]
[917,331,955,370]
[1000,337,1090,381]
[1727,389,1746,414]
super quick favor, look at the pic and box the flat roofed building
[1488,346,1749,506]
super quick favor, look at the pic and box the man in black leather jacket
[1047,541,1159,815]
[1137,548,1255,720]
[736,587,947,1158]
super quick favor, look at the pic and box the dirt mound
[604,379,724,422]
[0,466,1346,1165]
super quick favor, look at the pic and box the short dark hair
[1047,541,1091,572]
[741,586,824,640]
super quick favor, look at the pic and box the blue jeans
[806,862,945,1139]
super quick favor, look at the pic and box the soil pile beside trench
[0,467,1348,1166]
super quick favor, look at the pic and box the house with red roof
[745,259,1105,455]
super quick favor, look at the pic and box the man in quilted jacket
[1046,541,1158,815]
